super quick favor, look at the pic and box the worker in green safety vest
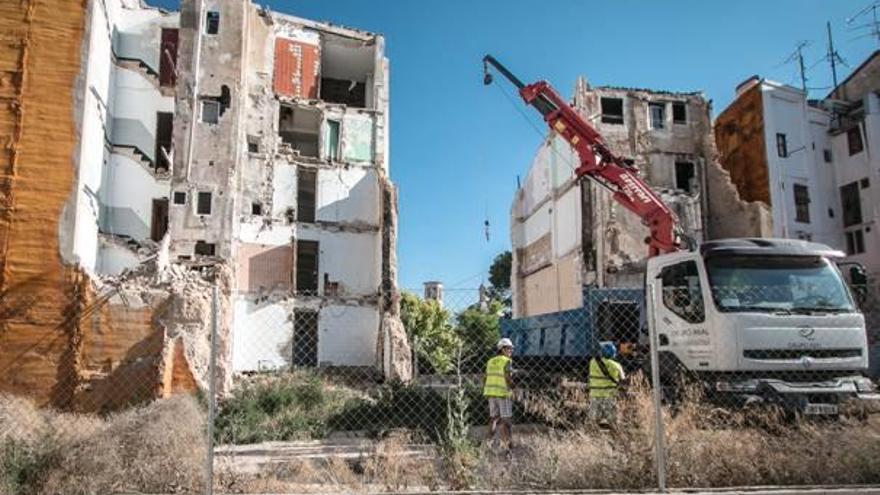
[483,338,514,449]
[589,341,626,427]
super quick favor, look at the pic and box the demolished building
[0,0,406,413]
[510,77,771,318]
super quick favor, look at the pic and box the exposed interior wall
[227,5,400,375]
[714,83,770,205]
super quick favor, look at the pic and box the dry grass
[479,375,880,490]
[4,376,880,493]
[0,394,205,495]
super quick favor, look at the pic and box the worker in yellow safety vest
[589,341,626,427]
[483,338,514,449]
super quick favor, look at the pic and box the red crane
[483,55,685,257]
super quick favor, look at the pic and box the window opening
[794,184,810,223]
[600,97,624,125]
[159,28,179,88]
[672,102,687,124]
[649,103,665,129]
[150,198,169,242]
[205,11,220,35]
[297,169,317,223]
[846,229,865,255]
[675,161,695,193]
[325,120,340,161]
[278,105,320,157]
[292,309,318,367]
[296,240,319,294]
[155,112,173,171]
[823,149,832,163]
[840,181,862,227]
[197,191,212,215]
[194,241,216,256]
[251,202,262,215]
[173,191,186,205]
[848,126,864,155]
[776,133,787,157]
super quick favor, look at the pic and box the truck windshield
[706,255,855,313]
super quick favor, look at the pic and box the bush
[328,381,485,441]
[214,371,361,444]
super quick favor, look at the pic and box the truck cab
[646,238,878,414]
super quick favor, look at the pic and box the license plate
[804,403,838,415]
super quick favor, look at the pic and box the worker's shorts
[589,397,617,424]
[487,397,513,419]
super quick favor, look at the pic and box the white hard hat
[497,338,514,349]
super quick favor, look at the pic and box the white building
[715,78,842,249]
[825,51,880,280]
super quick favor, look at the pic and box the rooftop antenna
[847,2,880,44]
[780,41,811,94]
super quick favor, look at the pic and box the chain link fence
[2,273,880,493]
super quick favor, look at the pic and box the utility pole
[828,21,839,88]
[780,41,810,95]
[798,45,807,94]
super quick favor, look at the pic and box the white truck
[484,55,879,415]
[646,237,878,414]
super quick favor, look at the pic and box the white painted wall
[318,305,379,366]
[97,239,142,276]
[832,94,880,275]
[69,0,175,275]
[271,162,297,219]
[760,81,842,247]
[100,154,170,242]
[232,297,295,371]
[316,167,380,226]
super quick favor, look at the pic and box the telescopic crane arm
[483,55,684,257]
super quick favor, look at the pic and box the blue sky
[152,0,878,291]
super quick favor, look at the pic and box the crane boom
[483,55,684,256]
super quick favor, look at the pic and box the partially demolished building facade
[0,0,404,412]
[510,78,771,318]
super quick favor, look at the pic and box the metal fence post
[647,282,667,492]
[205,282,218,495]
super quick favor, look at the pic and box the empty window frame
[292,309,319,367]
[196,191,212,215]
[675,161,696,193]
[155,112,173,170]
[295,240,319,294]
[847,126,864,155]
[846,229,865,255]
[194,241,216,256]
[150,198,169,242]
[297,169,317,223]
[840,181,863,227]
[251,202,262,215]
[672,102,687,124]
[823,149,833,163]
[173,191,186,205]
[649,103,665,129]
[776,133,787,158]
[325,120,340,161]
[201,100,220,124]
[247,135,260,153]
[861,177,870,189]
[205,11,220,35]
[600,97,624,125]
[793,183,810,223]
[159,28,179,88]
[319,36,372,107]
[278,105,320,157]
[320,78,367,107]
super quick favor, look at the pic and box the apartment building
[166,0,397,371]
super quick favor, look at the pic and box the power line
[847,1,880,45]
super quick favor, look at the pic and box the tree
[400,292,459,374]
[454,299,504,372]
[487,251,512,313]
[488,251,511,292]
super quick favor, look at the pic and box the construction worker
[588,341,625,427]
[484,338,514,449]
